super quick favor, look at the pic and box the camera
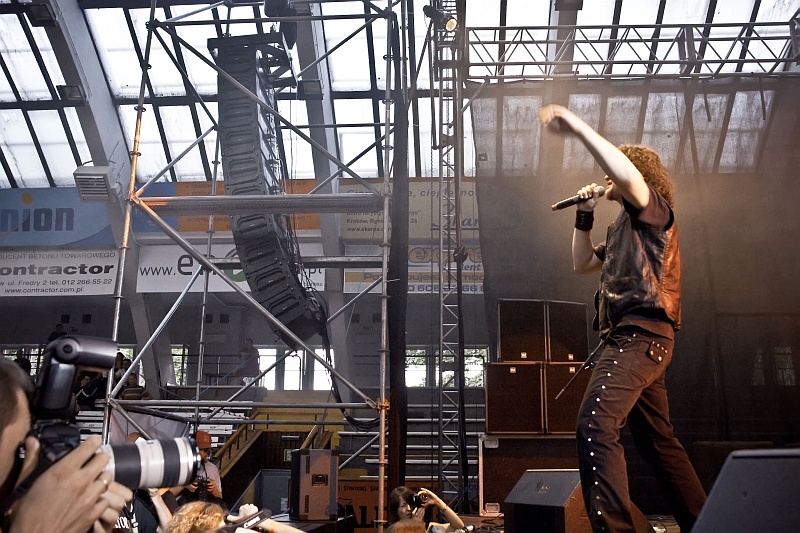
[30,335,201,490]
[409,492,428,510]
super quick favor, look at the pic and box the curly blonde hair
[618,144,675,208]
[167,501,225,533]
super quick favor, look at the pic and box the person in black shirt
[540,104,706,533]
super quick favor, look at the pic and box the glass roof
[0,0,797,189]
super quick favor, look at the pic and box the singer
[539,104,706,533]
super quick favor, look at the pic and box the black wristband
[575,210,594,231]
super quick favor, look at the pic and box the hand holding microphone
[551,184,606,211]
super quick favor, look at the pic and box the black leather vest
[596,205,682,334]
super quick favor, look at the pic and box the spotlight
[423,5,458,32]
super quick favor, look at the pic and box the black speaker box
[485,362,543,434]
[497,299,589,363]
[544,362,591,434]
[547,301,589,363]
[497,299,547,361]
[503,469,591,533]
[693,448,800,533]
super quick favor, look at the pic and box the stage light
[423,5,458,32]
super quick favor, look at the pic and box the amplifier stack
[485,299,590,435]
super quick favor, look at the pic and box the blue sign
[0,188,115,247]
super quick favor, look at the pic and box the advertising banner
[0,249,118,297]
[137,244,324,293]
[343,245,483,294]
[339,178,480,242]
[0,188,115,247]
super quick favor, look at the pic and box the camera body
[31,335,200,490]
[409,492,429,510]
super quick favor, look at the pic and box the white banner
[343,245,484,294]
[0,250,118,297]
[137,244,324,293]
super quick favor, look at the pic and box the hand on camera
[9,435,132,533]
[416,488,444,510]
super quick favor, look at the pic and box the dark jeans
[576,329,707,533]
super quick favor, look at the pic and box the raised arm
[539,104,650,209]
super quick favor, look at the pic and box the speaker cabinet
[497,299,547,361]
[497,299,588,363]
[289,449,338,521]
[478,435,580,516]
[693,448,800,533]
[503,469,591,533]
[544,362,591,434]
[548,301,590,362]
[485,363,543,434]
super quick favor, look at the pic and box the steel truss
[431,0,471,514]
[99,2,399,529]
[465,19,800,82]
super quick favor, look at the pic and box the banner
[0,188,115,247]
[0,249,118,297]
[137,244,324,293]
[343,245,484,294]
[339,178,480,242]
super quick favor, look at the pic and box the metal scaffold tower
[430,0,471,511]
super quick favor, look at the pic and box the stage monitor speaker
[289,449,338,521]
[503,469,591,533]
[544,362,591,434]
[485,362,543,434]
[693,448,800,533]
[497,299,546,361]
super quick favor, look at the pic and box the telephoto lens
[100,437,200,490]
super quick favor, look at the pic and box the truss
[466,19,800,82]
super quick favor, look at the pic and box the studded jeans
[576,328,707,533]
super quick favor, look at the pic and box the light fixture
[423,5,458,33]
[73,165,118,202]
[56,84,86,104]
[24,3,57,27]
[298,79,323,100]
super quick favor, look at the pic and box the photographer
[0,357,132,533]
[174,431,223,505]
[386,487,464,532]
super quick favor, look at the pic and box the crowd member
[12,351,32,382]
[46,323,67,344]
[75,371,107,409]
[0,357,131,533]
[166,501,225,533]
[386,487,464,532]
[174,431,223,505]
[234,338,260,385]
[539,103,707,532]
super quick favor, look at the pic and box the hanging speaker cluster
[212,35,323,347]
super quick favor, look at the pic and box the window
[405,347,487,388]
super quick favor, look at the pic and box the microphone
[551,186,605,211]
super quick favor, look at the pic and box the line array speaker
[213,36,323,346]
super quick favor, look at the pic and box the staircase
[337,388,486,505]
